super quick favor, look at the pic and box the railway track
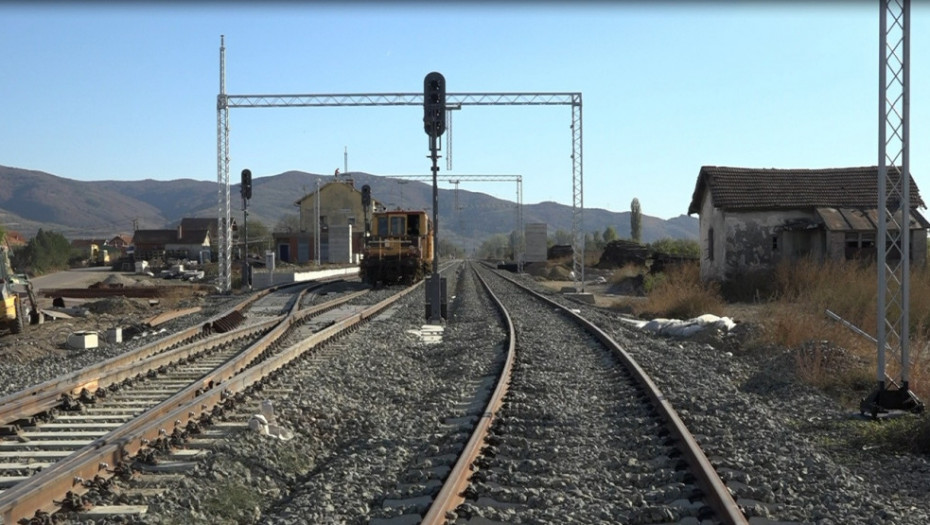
[80,261,747,524]
[423,263,746,524]
[0,277,413,523]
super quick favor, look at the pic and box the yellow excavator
[1,244,39,335]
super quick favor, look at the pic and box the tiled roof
[132,230,178,245]
[180,218,215,230]
[687,166,925,215]
[177,229,209,244]
[133,228,209,245]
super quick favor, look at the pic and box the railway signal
[240,168,252,290]
[423,72,446,138]
[423,72,447,322]
[241,169,252,200]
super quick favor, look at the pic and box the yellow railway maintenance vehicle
[0,245,39,335]
[360,208,434,286]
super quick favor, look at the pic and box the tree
[274,213,300,233]
[477,234,512,259]
[630,198,642,243]
[438,238,465,259]
[603,225,618,244]
[586,230,604,251]
[243,220,272,256]
[15,229,71,275]
[650,238,700,258]
[551,229,573,246]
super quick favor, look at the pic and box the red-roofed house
[687,166,929,281]
[3,231,27,248]
[132,225,211,262]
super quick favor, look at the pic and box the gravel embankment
[507,270,930,524]
[111,265,511,524]
[12,266,930,524]
[454,267,713,524]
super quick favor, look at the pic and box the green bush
[12,229,72,275]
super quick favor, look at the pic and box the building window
[707,228,714,261]
[772,235,779,252]
[846,232,877,260]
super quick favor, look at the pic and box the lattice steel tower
[216,36,232,293]
[863,0,923,415]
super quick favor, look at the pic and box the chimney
[177,224,183,241]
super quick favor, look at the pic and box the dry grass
[762,259,930,403]
[628,262,725,320]
[609,263,643,283]
[613,257,930,414]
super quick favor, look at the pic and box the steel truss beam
[216,41,584,292]
[385,175,524,267]
[224,92,578,108]
[864,0,923,415]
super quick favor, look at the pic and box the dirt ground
[0,274,211,365]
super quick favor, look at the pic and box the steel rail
[0,279,313,427]
[475,265,748,525]
[0,282,413,523]
[421,264,516,524]
[142,306,204,328]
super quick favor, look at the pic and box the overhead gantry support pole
[216,36,232,294]
[571,94,584,290]
[863,0,923,416]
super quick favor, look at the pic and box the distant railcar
[360,209,433,285]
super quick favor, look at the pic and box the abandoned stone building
[687,165,929,281]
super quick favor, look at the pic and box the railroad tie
[212,310,245,333]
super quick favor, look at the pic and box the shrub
[634,262,724,319]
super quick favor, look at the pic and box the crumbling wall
[722,209,817,280]
[697,192,727,281]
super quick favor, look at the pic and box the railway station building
[688,165,929,282]
[272,176,380,264]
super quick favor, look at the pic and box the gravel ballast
[8,267,930,524]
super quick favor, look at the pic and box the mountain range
[0,165,697,251]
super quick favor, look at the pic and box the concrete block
[106,327,122,344]
[67,331,99,350]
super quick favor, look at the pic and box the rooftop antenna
[344,146,348,176]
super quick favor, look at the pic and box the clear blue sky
[2,1,927,220]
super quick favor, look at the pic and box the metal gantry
[215,39,583,291]
[864,0,923,415]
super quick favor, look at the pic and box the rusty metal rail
[142,306,204,327]
[0,284,282,428]
[433,264,748,525]
[421,264,515,524]
[0,279,338,428]
[0,281,416,523]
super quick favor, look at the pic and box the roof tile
[688,166,925,215]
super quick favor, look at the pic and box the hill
[0,165,697,249]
